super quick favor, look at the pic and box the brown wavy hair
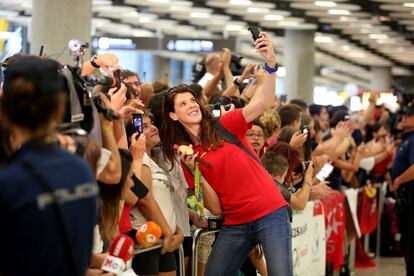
[98,149,132,241]
[160,84,223,169]
[267,142,301,186]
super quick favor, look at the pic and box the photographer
[0,56,98,276]
[198,48,234,100]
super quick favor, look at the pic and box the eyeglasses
[125,81,141,87]
[246,132,264,138]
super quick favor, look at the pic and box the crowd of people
[1,32,414,276]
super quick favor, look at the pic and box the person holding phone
[130,111,183,276]
[160,32,292,276]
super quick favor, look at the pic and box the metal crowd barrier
[191,228,220,276]
[178,244,185,276]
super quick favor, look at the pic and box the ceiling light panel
[290,2,360,11]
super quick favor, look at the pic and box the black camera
[92,93,118,121]
[211,96,232,118]
[230,54,244,76]
[192,54,245,84]
[57,125,89,157]
[293,161,311,174]
[84,69,122,94]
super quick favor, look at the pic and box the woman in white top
[130,111,184,276]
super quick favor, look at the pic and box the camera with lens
[191,54,246,84]
[293,161,311,175]
[229,54,244,76]
[57,125,90,157]
[211,96,233,118]
[87,70,122,122]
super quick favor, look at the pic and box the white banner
[310,200,326,276]
[292,201,314,276]
[291,200,326,276]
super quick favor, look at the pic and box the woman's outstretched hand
[254,32,277,67]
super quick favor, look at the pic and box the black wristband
[90,55,100,68]
[131,175,149,199]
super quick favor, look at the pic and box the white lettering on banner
[37,183,98,209]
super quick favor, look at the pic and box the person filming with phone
[160,31,292,276]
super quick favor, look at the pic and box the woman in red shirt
[160,33,291,276]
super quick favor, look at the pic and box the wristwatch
[90,55,100,68]
[264,62,279,74]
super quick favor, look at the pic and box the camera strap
[17,158,81,276]
[215,120,261,165]
[60,66,84,123]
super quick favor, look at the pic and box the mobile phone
[247,26,261,42]
[132,113,143,136]
[39,44,45,56]
[316,163,334,181]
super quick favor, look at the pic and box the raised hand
[108,83,127,113]
[290,131,308,148]
[240,64,256,82]
[222,48,232,68]
[130,133,146,160]
[254,32,277,67]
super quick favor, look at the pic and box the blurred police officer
[0,56,98,276]
[391,101,414,276]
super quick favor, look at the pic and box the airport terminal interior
[1,0,414,275]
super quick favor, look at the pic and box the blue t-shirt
[0,140,98,276]
[391,131,414,182]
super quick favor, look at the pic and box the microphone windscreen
[101,255,125,275]
[108,234,134,263]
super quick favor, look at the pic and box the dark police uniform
[0,140,98,276]
[391,130,414,276]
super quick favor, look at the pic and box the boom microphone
[101,234,134,275]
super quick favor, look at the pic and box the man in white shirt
[197,48,233,100]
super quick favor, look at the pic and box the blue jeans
[205,207,292,276]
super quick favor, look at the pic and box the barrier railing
[191,228,220,276]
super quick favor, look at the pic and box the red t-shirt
[372,153,393,175]
[119,203,132,234]
[183,109,287,225]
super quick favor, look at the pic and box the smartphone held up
[132,113,143,136]
[247,26,266,48]
[316,163,334,181]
